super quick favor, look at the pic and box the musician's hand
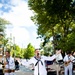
[4,62,8,65]
[68,60,71,63]
[65,62,67,64]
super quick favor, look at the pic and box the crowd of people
[1,48,75,75]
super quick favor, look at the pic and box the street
[15,65,75,75]
[15,65,33,75]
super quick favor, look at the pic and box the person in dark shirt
[15,60,19,70]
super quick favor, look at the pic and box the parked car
[45,60,63,75]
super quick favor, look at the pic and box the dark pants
[15,65,19,70]
[0,69,4,75]
[47,71,56,75]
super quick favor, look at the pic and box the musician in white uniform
[64,51,75,75]
[23,49,61,75]
[3,50,15,75]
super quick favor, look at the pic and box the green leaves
[28,0,75,51]
[0,18,10,47]
[24,43,35,59]
[0,18,10,32]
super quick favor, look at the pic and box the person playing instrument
[3,50,15,75]
[63,51,75,75]
[22,48,61,75]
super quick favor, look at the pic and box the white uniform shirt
[26,55,56,75]
[5,56,15,70]
[56,53,63,62]
[63,55,75,66]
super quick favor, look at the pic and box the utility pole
[13,36,15,58]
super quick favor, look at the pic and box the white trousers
[4,72,15,75]
[64,64,73,75]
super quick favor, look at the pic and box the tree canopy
[0,18,10,47]
[24,43,35,59]
[0,18,10,32]
[28,0,75,51]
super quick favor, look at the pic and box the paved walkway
[15,70,33,75]
[15,65,75,75]
[15,69,75,75]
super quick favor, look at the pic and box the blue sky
[0,0,42,48]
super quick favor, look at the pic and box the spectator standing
[15,60,19,70]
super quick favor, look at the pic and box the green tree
[0,18,10,32]
[0,18,10,55]
[28,0,75,51]
[0,17,10,45]
[14,45,21,57]
[20,48,25,58]
[24,43,35,59]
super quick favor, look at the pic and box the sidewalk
[15,70,33,75]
